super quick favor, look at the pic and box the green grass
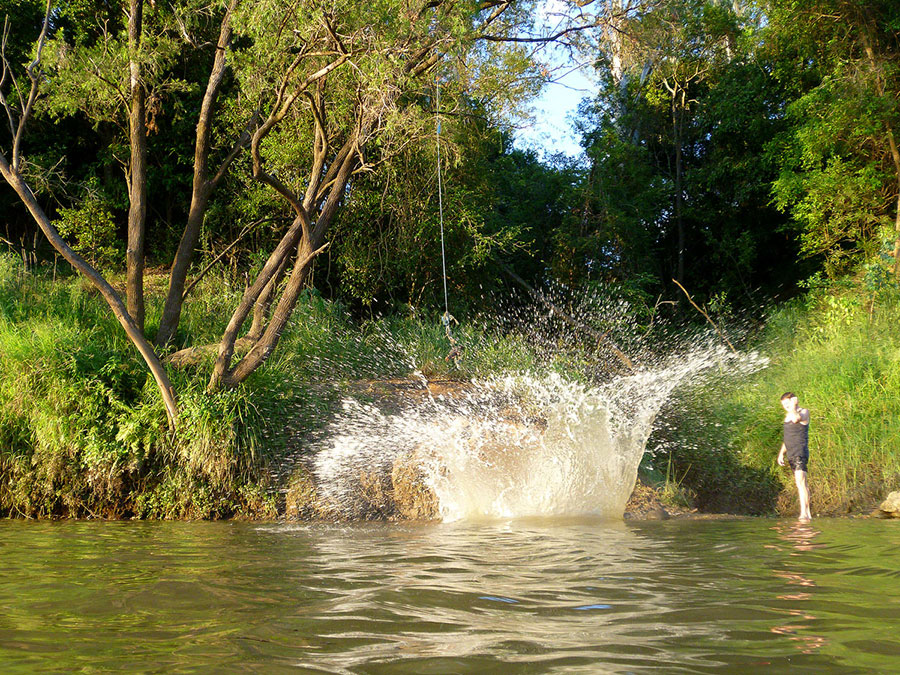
[655,283,900,515]
[6,252,894,519]
[0,254,561,519]
[0,256,332,517]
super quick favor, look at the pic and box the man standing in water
[777,392,812,520]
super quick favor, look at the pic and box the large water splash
[311,344,767,521]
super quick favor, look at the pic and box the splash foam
[311,345,767,521]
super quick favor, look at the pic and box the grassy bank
[653,283,900,516]
[3,253,896,519]
[0,255,291,518]
[0,254,542,518]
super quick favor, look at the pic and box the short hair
[781,392,796,401]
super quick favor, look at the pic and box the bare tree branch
[302,83,328,208]
[0,19,19,141]
[478,22,601,44]
[477,1,512,32]
[182,216,288,301]
[249,47,349,218]
[6,0,51,170]
[672,278,737,354]
[210,111,257,189]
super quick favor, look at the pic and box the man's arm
[777,443,786,466]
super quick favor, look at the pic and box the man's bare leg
[794,469,811,520]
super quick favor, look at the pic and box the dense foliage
[2,0,898,317]
[1,0,898,517]
[650,282,900,515]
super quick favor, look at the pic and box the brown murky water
[2,518,899,672]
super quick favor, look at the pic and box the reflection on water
[1,519,899,672]
[770,521,827,655]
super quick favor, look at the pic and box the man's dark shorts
[787,454,808,472]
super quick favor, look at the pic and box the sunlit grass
[0,254,556,518]
[6,251,894,518]
[658,284,900,515]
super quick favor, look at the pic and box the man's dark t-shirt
[783,417,809,472]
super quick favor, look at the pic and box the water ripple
[1,519,899,672]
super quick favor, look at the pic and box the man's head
[781,392,798,412]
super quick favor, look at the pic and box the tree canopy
[1,0,898,421]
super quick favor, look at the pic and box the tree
[572,0,801,305]
[767,0,900,280]
[204,0,550,389]
[0,1,180,426]
[2,0,601,421]
[615,0,743,285]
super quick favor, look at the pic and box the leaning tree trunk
[0,158,179,428]
[206,49,357,392]
[155,0,240,348]
[207,214,311,390]
[247,253,289,340]
[223,236,324,387]
[218,146,358,390]
[126,0,147,331]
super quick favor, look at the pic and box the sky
[514,65,594,159]
[511,1,600,160]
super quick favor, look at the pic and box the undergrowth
[0,254,552,518]
[5,251,894,519]
[652,282,900,516]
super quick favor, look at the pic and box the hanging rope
[436,78,460,364]
[436,78,449,317]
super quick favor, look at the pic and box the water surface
[2,518,899,672]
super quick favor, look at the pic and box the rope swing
[435,78,461,364]
[436,78,448,317]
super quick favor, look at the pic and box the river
[2,518,898,672]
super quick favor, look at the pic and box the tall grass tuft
[655,283,900,515]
